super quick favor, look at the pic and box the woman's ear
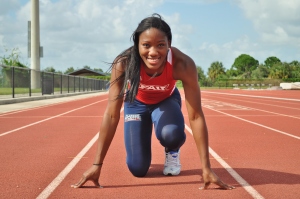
[168,40,171,48]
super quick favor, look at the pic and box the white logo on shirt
[139,83,170,91]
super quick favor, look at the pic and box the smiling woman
[72,13,234,191]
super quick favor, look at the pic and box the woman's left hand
[200,169,235,190]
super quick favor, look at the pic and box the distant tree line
[196,54,300,86]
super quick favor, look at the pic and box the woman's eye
[143,44,149,47]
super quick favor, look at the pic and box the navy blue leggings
[124,88,186,177]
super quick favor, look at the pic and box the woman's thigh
[124,100,153,176]
[151,89,186,150]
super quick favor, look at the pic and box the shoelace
[165,152,179,167]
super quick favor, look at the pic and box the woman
[72,13,234,190]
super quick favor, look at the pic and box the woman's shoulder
[171,47,196,79]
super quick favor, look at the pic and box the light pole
[30,0,41,89]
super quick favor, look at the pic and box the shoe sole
[163,170,181,176]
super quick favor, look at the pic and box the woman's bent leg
[152,90,186,150]
[124,100,152,177]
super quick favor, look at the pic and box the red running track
[0,89,299,199]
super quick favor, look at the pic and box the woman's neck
[143,58,167,77]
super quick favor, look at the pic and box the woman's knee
[126,161,150,177]
[161,124,186,149]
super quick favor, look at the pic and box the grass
[0,87,71,95]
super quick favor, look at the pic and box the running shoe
[163,150,181,176]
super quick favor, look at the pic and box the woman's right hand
[71,165,103,188]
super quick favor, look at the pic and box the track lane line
[184,124,265,199]
[0,92,108,116]
[0,99,106,137]
[203,99,300,120]
[204,96,300,111]
[201,91,300,102]
[36,107,124,199]
[36,132,99,199]
[202,106,300,140]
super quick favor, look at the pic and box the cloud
[0,0,165,72]
[163,13,194,49]
[236,0,300,46]
[196,34,281,71]
[0,0,20,15]
[165,0,223,4]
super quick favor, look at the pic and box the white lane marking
[205,95,300,111]
[203,106,300,140]
[201,91,300,102]
[184,124,265,199]
[202,100,251,110]
[36,108,124,198]
[36,133,99,199]
[0,99,107,137]
[203,99,300,120]
[0,92,108,116]
[242,106,300,120]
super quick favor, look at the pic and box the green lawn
[0,87,70,95]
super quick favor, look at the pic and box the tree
[269,62,291,79]
[43,66,56,73]
[94,68,103,73]
[207,61,226,81]
[0,47,27,68]
[196,66,206,81]
[231,54,259,78]
[264,56,281,68]
[289,61,300,78]
[251,64,269,79]
[226,68,238,77]
[64,67,75,74]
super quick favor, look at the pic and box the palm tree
[207,61,226,81]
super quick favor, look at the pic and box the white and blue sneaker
[163,150,181,176]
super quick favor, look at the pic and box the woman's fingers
[71,176,87,188]
[214,180,235,190]
[199,180,235,190]
[199,181,211,190]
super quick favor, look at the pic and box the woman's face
[138,28,170,74]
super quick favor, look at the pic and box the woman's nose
[148,47,158,56]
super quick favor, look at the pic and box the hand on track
[71,165,103,188]
[199,169,235,190]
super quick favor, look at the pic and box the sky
[0,0,300,74]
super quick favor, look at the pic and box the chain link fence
[0,65,109,99]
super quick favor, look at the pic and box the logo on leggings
[125,114,141,122]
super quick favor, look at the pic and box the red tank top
[136,49,176,104]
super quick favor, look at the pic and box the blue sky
[1,0,299,74]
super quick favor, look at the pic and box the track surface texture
[0,89,299,199]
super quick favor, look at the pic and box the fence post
[41,72,44,95]
[67,75,69,93]
[52,72,54,95]
[79,77,80,92]
[60,74,62,94]
[12,67,15,98]
[29,69,31,96]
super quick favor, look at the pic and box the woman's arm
[173,47,234,190]
[72,60,125,188]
